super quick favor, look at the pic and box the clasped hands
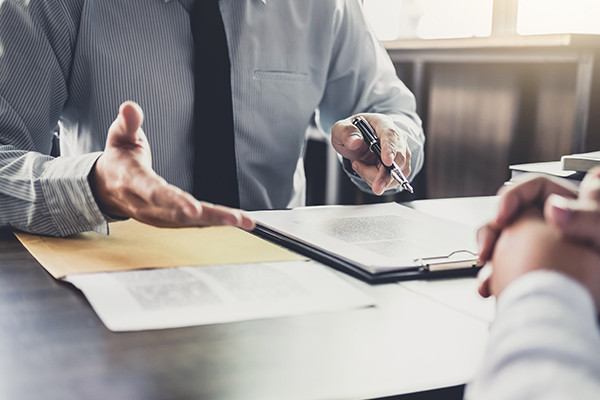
[477,168,600,310]
[90,102,410,230]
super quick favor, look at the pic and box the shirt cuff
[388,113,424,183]
[40,152,109,236]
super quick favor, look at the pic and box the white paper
[250,203,479,274]
[399,278,496,323]
[65,260,374,332]
[407,196,500,230]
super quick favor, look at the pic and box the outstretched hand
[90,101,254,230]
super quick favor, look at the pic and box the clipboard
[253,225,481,283]
[249,203,482,283]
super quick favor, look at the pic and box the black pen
[351,116,414,194]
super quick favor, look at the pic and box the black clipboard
[253,224,482,284]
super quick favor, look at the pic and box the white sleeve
[465,270,600,400]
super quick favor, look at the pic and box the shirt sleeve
[0,0,108,236]
[465,270,600,400]
[317,0,425,194]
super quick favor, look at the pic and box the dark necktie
[190,0,240,208]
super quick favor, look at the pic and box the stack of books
[509,161,584,187]
[507,150,600,187]
[561,151,600,172]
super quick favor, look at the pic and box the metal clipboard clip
[414,250,481,272]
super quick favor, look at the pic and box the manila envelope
[14,219,306,279]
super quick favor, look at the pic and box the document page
[399,278,496,323]
[250,203,478,274]
[65,260,374,332]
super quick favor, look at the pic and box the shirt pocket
[253,70,309,82]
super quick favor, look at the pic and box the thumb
[107,101,145,147]
[545,194,600,251]
[578,167,600,203]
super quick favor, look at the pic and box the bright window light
[363,0,403,41]
[363,0,494,41]
[517,0,600,35]
[416,0,493,39]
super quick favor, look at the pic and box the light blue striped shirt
[0,0,424,237]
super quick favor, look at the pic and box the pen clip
[414,250,481,272]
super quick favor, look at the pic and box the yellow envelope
[15,220,306,279]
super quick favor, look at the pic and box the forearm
[0,1,104,236]
[465,271,600,400]
[0,148,108,236]
[319,1,424,193]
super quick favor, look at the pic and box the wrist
[88,155,125,218]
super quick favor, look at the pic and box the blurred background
[304,0,600,205]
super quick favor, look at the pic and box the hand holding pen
[352,116,414,193]
[331,113,413,195]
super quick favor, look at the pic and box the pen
[351,116,414,194]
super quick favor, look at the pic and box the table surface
[0,196,499,400]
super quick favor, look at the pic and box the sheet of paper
[14,219,306,279]
[399,278,495,323]
[250,203,478,274]
[406,196,500,230]
[64,260,375,332]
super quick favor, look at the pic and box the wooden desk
[0,197,498,400]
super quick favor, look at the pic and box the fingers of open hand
[123,176,255,230]
[107,101,147,148]
[134,202,254,231]
[119,101,144,134]
[196,202,255,230]
[495,175,578,227]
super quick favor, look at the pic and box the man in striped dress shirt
[0,0,424,237]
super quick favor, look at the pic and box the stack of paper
[561,150,600,172]
[15,220,374,331]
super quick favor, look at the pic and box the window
[517,0,600,35]
[364,0,494,40]
[413,0,494,39]
[363,0,600,41]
